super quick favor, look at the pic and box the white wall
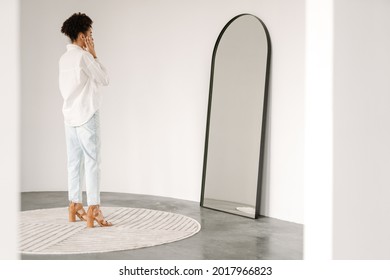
[0,0,20,259]
[21,0,305,224]
[333,0,390,259]
[304,0,333,260]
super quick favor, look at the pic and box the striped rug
[19,207,201,255]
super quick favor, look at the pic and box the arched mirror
[200,14,271,219]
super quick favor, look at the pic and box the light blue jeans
[65,110,101,206]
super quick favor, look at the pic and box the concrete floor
[20,191,303,260]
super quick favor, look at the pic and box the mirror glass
[200,14,271,218]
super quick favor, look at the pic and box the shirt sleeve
[81,53,110,86]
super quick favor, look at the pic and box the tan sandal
[86,205,113,228]
[68,202,87,222]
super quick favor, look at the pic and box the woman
[59,12,112,228]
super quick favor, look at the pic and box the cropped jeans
[65,110,101,206]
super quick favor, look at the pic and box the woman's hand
[84,36,97,59]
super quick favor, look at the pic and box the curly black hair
[61,12,93,42]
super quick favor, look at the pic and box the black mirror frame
[200,13,272,219]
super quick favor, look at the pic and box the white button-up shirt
[59,44,109,126]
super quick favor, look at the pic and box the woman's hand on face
[84,36,97,58]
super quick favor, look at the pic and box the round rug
[19,207,201,255]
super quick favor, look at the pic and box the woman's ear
[77,32,85,40]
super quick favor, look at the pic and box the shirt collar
[66,44,84,51]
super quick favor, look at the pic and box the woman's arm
[82,36,109,86]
